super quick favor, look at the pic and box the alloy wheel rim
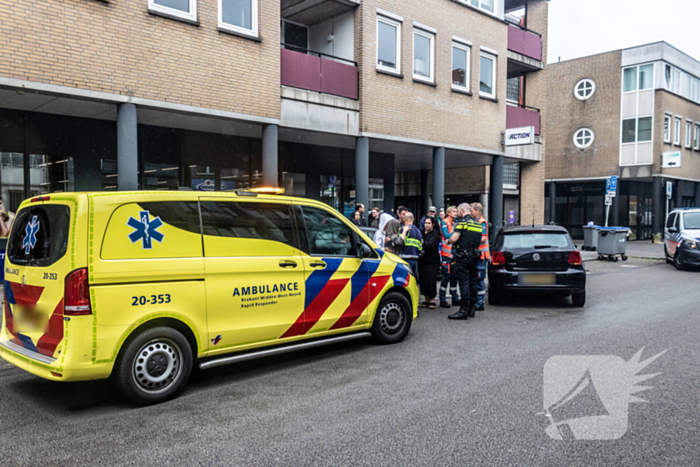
[132,338,182,394]
[379,302,404,335]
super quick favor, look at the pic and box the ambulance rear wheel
[371,292,412,345]
[114,326,193,406]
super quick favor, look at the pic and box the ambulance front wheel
[113,326,193,406]
[371,292,412,345]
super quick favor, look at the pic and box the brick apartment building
[0,0,547,229]
[543,42,700,240]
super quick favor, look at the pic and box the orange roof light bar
[249,187,285,195]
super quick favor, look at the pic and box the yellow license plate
[519,273,556,286]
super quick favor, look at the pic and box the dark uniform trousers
[455,255,480,308]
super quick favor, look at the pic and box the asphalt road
[1,259,699,466]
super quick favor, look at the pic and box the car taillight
[568,250,582,266]
[64,268,92,315]
[492,251,506,267]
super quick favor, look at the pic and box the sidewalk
[576,240,665,262]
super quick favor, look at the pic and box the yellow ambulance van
[0,191,418,405]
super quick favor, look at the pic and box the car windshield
[502,232,570,249]
[683,212,700,230]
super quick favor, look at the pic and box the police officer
[447,203,483,320]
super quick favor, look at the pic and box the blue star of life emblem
[127,210,164,249]
[21,215,40,254]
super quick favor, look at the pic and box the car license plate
[519,273,556,286]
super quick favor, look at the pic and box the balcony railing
[506,104,540,135]
[280,45,358,100]
[507,24,542,62]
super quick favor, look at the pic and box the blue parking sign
[606,176,618,194]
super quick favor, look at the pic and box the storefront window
[30,155,75,195]
[281,172,306,196]
[101,158,118,191]
[320,175,340,211]
[143,163,180,191]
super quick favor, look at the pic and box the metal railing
[280,43,357,67]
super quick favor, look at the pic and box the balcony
[281,47,358,100]
[506,25,544,77]
[506,104,540,135]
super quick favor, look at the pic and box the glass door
[628,195,638,240]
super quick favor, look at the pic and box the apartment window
[674,117,682,145]
[452,43,470,90]
[622,119,636,144]
[686,121,693,148]
[639,64,653,90]
[693,78,700,102]
[664,114,672,143]
[575,79,595,100]
[470,0,494,13]
[149,0,196,22]
[573,128,594,148]
[623,67,637,93]
[672,68,681,93]
[638,117,652,142]
[507,77,521,103]
[413,29,435,83]
[377,16,401,73]
[219,0,257,36]
[694,124,700,150]
[479,52,496,98]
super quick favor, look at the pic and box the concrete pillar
[117,103,138,191]
[432,147,445,212]
[383,155,395,214]
[355,137,369,209]
[652,177,663,236]
[420,170,430,215]
[262,124,278,187]
[549,182,556,224]
[490,154,504,233]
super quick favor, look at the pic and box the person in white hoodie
[373,212,396,249]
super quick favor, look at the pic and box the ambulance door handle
[279,261,298,269]
[310,261,327,269]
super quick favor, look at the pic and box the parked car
[488,225,586,307]
[664,208,700,270]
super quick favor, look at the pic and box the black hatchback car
[487,225,586,307]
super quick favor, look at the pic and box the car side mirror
[361,244,373,258]
[668,227,678,234]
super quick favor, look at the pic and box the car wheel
[571,291,586,307]
[674,252,684,271]
[664,246,672,264]
[488,287,503,306]
[371,292,412,345]
[113,326,193,405]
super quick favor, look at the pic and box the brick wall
[519,0,547,224]
[357,0,507,151]
[0,0,281,118]
[543,50,623,181]
[654,91,700,180]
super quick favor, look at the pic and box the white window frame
[574,78,595,100]
[412,28,435,83]
[479,52,497,99]
[623,66,638,93]
[674,116,682,146]
[664,114,672,143]
[467,0,495,14]
[573,128,594,149]
[694,124,700,150]
[218,0,258,37]
[686,120,693,148]
[451,42,470,92]
[376,15,402,74]
[149,0,197,22]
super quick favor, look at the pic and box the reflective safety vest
[440,217,455,260]
[454,216,483,253]
[401,226,423,259]
[477,216,490,260]
[404,235,423,250]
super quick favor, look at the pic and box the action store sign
[505,126,535,146]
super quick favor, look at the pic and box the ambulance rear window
[8,204,71,267]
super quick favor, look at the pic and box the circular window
[574,128,594,148]
[575,79,596,100]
